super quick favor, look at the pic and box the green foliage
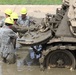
[0,0,62,5]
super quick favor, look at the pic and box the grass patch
[0,0,62,5]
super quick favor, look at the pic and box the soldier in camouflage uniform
[11,11,37,37]
[17,8,30,26]
[0,17,17,64]
[0,9,12,27]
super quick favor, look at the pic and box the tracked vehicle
[18,0,76,70]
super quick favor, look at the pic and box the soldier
[10,12,19,32]
[11,12,18,25]
[11,12,28,37]
[11,12,37,36]
[17,8,30,26]
[0,17,17,64]
[0,9,12,27]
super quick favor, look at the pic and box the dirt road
[0,5,61,18]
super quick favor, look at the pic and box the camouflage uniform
[0,18,5,27]
[17,16,30,26]
[0,25,17,63]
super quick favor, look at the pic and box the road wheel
[46,50,76,69]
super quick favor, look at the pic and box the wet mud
[0,47,76,75]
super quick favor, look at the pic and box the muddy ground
[0,47,76,75]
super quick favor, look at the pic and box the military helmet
[5,17,14,25]
[5,9,12,16]
[11,12,18,19]
[21,8,27,14]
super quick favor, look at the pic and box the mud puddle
[0,47,76,75]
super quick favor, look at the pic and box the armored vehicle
[18,0,76,70]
